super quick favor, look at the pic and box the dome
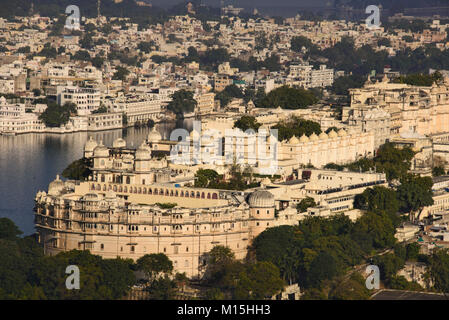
[148,127,162,143]
[135,142,151,160]
[337,129,347,137]
[319,132,328,140]
[93,141,109,158]
[113,138,126,148]
[48,175,65,195]
[328,129,338,138]
[189,129,200,140]
[309,133,319,141]
[261,177,271,186]
[299,134,309,143]
[84,136,98,153]
[288,136,300,144]
[247,190,275,208]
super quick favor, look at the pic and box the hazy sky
[150,0,332,8]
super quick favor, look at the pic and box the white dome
[84,136,98,153]
[248,190,275,208]
[93,142,109,158]
[328,130,338,138]
[299,134,309,143]
[148,127,162,143]
[309,133,319,141]
[48,175,65,195]
[288,136,300,144]
[261,177,271,186]
[135,142,151,160]
[113,138,126,148]
[319,132,328,140]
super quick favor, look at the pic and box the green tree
[373,253,405,283]
[233,115,261,132]
[428,249,449,295]
[406,243,421,261]
[149,275,177,300]
[306,252,338,288]
[208,245,235,266]
[137,41,153,54]
[353,186,400,225]
[39,102,77,128]
[194,169,219,188]
[273,116,321,141]
[91,105,108,114]
[136,254,173,280]
[433,166,445,177]
[396,175,434,219]
[258,85,318,109]
[291,36,318,54]
[329,273,371,300]
[297,197,316,213]
[253,225,302,284]
[166,89,197,119]
[0,218,22,240]
[234,262,285,300]
[61,158,92,181]
[352,211,396,250]
[112,66,130,81]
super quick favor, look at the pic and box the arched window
[96,184,101,191]
[126,176,130,184]
[165,189,169,196]
[91,184,95,190]
[201,192,205,199]
[160,188,164,195]
[191,191,195,197]
[119,186,123,192]
[154,189,158,195]
[138,187,142,194]
[175,191,179,197]
[149,188,152,195]
[134,187,137,193]
[143,188,147,194]
[113,185,117,192]
[180,191,184,197]
[124,186,128,192]
[101,174,105,182]
[207,193,211,199]
[103,185,106,191]
[170,190,174,196]
[212,193,218,199]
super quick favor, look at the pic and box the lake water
[0,120,193,236]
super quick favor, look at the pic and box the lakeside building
[34,136,299,278]
[0,97,45,134]
[104,93,163,126]
[0,96,122,134]
[34,134,388,277]
[57,86,101,116]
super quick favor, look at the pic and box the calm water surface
[0,120,192,235]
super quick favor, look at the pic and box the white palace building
[34,127,386,278]
[34,134,300,278]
